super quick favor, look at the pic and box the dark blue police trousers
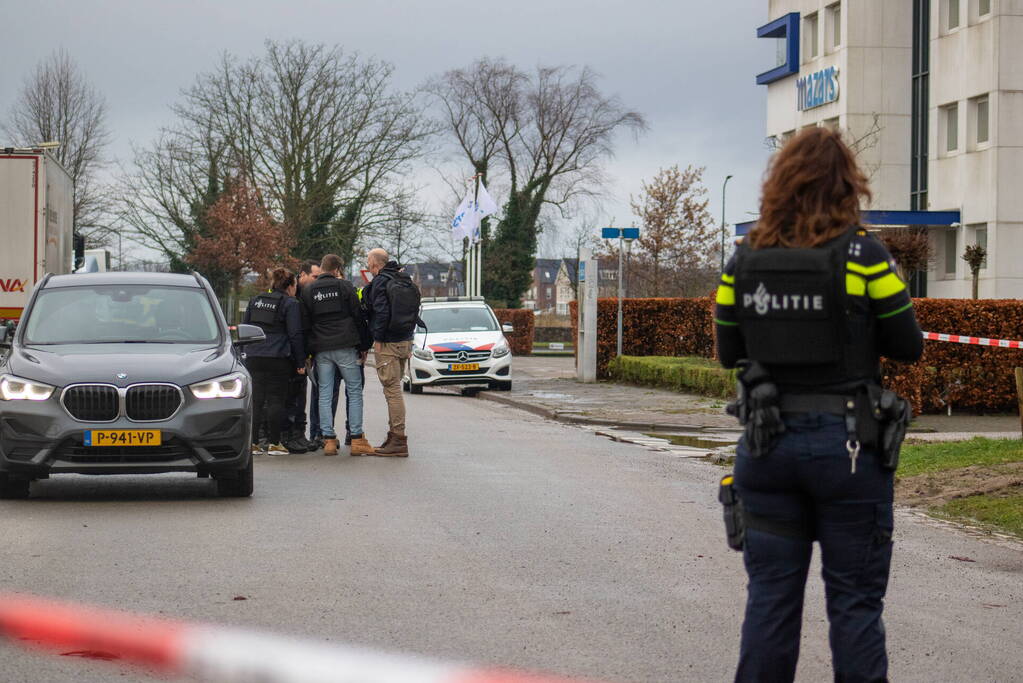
[734,413,894,683]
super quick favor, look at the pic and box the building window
[804,13,819,60]
[944,228,958,276]
[945,0,960,30]
[978,0,990,16]
[822,117,840,130]
[556,303,568,315]
[975,95,989,144]
[972,224,988,268]
[545,287,552,298]
[942,102,958,152]
[440,272,448,283]
[827,3,842,50]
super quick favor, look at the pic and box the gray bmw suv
[0,272,264,498]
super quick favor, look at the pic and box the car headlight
[0,374,55,401]
[492,340,511,358]
[190,372,247,399]
[412,346,434,361]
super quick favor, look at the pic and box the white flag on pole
[470,182,499,244]
[451,189,475,241]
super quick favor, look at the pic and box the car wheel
[215,457,253,497]
[410,383,423,395]
[0,473,31,499]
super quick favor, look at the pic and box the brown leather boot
[323,438,340,456]
[376,432,395,451]
[349,434,376,456]
[374,433,408,457]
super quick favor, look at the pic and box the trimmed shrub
[493,308,535,356]
[570,297,715,377]
[572,296,1023,414]
[883,299,1023,413]
[608,355,737,399]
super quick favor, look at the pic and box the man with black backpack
[362,248,420,457]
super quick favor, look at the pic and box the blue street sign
[601,227,641,239]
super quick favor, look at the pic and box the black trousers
[281,373,308,436]
[734,413,894,683]
[247,357,292,444]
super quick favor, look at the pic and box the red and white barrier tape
[0,594,599,683]
[922,331,1023,349]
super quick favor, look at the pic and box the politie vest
[734,228,876,387]
[249,290,286,334]
[308,277,351,320]
[376,272,421,338]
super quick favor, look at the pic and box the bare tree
[362,187,428,265]
[3,49,111,242]
[628,165,716,297]
[175,40,434,265]
[115,114,233,291]
[879,228,931,283]
[427,58,646,306]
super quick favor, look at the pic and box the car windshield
[418,306,498,333]
[23,285,221,345]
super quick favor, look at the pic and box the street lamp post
[720,175,733,272]
[602,227,640,358]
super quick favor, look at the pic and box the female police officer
[715,127,923,683]
[243,267,305,456]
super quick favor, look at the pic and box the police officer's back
[715,127,922,683]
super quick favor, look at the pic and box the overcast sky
[1,0,775,262]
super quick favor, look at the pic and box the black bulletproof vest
[734,229,876,387]
[249,291,285,333]
[308,278,349,321]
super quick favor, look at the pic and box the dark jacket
[363,261,415,343]
[242,290,305,368]
[300,273,370,354]
[714,228,923,390]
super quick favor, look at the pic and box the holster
[727,361,785,458]
[718,475,745,551]
[877,389,912,470]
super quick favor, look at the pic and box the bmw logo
[116,373,128,380]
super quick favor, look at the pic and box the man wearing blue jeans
[300,254,374,456]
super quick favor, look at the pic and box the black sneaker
[344,431,352,446]
[284,436,309,454]
[294,434,315,451]
[308,436,324,451]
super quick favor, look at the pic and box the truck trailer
[0,148,74,320]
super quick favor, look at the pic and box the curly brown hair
[750,127,871,249]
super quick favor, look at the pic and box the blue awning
[734,210,961,236]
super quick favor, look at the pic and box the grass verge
[897,438,1023,540]
[899,438,1023,478]
[607,355,736,400]
[937,487,1023,538]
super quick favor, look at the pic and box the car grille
[62,385,119,422]
[126,385,182,421]
[433,350,492,362]
[52,438,194,465]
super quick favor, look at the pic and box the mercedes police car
[404,297,513,394]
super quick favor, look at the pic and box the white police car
[403,298,512,394]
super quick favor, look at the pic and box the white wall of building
[763,0,1023,298]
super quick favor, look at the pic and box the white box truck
[0,148,74,320]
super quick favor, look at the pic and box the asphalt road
[2,371,1021,682]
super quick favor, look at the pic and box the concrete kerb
[462,387,737,433]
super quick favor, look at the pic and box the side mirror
[501,323,514,334]
[232,323,266,346]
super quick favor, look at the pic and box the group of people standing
[241,248,419,459]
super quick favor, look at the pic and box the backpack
[380,273,421,338]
